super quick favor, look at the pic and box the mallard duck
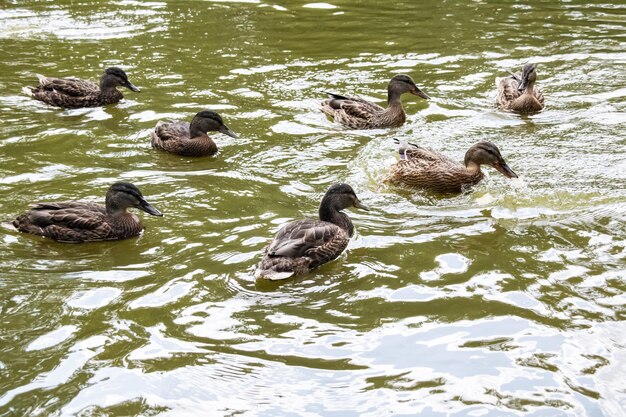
[496,63,544,113]
[385,141,518,194]
[150,110,238,157]
[320,74,430,129]
[13,182,162,243]
[25,67,140,109]
[255,183,369,280]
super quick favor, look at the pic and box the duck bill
[411,87,430,100]
[354,199,370,211]
[125,81,141,92]
[517,79,527,92]
[219,124,238,138]
[139,199,163,216]
[494,162,518,179]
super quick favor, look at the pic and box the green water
[1,1,625,416]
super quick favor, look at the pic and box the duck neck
[387,88,404,106]
[465,161,485,181]
[99,75,118,92]
[522,79,535,95]
[105,197,128,217]
[189,119,209,138]
[319,204,354,237]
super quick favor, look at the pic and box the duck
[255,183,369,280]
[385,141,518,194]
[13,182,162,243]
[25,67,141,109]
[150,110,238,157]
[320,74,429,129]
[496,63,544,113]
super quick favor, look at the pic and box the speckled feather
[13,201,143,243]
[256,219,350,279]
[29,75,124,108]
[151,120,218,157]
[496,74,544,113]
[254,184,366,280]
[320,95,406,129]
[386,147,484,194]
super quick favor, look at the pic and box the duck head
[101,67,141,92]
[388,74,430,102]
[464,142,518,179]
[320,183,370,213]
[394,138,421,160]
[189,110,238,138]
[105,182,163,216]
[517,63,538,93]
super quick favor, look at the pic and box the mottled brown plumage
[320,74,429,129]
[255,184,369,280]
[385,141,518,194]
[496,63,544,113]
[13,182,162,243]
[26,67,140,109]
[150,110,238,157]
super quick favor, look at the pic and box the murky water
[1,1,625,416]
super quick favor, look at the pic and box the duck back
[13,201,143,242]
[151,120,218,157]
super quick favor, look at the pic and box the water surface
[1,1,625,416]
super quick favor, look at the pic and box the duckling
[385,141,518,194]
[25,67,140,109]
[496,63,544,113]
[255,183,369,280]
[320,74,429,129]
[150,110,238,157]
[13,182,162,243]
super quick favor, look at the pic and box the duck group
[15,62,544,279]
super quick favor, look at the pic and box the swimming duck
[255,183,369,280]
[25,67,140,109]
[13,182,162,243]
[150,110,238,157]
[496,63,544,113]
[385,141,518,194]
[320,74,429,129]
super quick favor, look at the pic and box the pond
[0,1,625,415]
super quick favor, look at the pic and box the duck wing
[405,147,458,166]
[496,74,522,107]
[22,202,106,229]
[36,75,100,96]
[267,219,349,262]
[151,120,197,154]
[323,98,384,129]
[338,98,384,118]
[152,120,190,141]
[386,146,471,193]
[534,86,545,106]
[13,202,114,242]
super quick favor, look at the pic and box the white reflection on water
[0,336,108,408]
[26,325,78,352]
[49,318,626,416]
[67,287,122,310]
[1,1,625,415]
[0,8,162,40]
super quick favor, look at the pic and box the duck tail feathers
[254,268,295,281]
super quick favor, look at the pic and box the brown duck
[255,183,369,280]
[496,63,544,113]
[150,110,238,157]
[25,67,141,109]
[385,141,518,194]
[13,182,162,243]
[320,74,429,129]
